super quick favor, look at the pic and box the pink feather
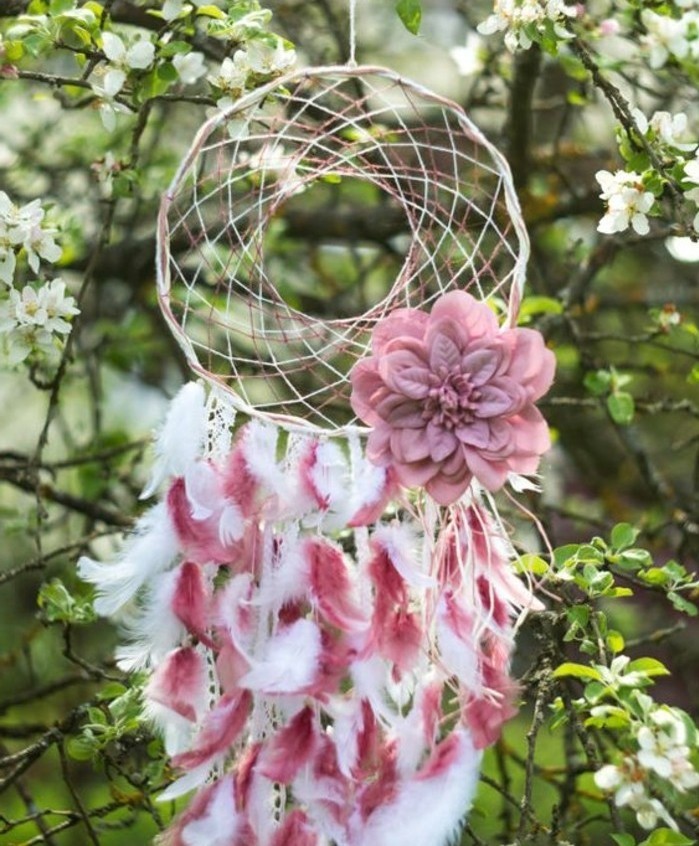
[259,706,317,784]
[172,689,252,771]
[306,539,367,632]
[146,647,207,722]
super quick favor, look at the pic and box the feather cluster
[79,370,546,846]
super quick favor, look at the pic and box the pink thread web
[156,65,528,432]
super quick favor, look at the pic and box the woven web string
[156,65,529,434]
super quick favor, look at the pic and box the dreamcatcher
[79,8,555,845]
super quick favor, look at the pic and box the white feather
[245,768,278,842]
[214,573,254,656]
[350,452,388,511]
[145,701,196,757]
[350,657,395,726]
[183,460,220,519]
[241,420,286,494]
[114,568,185,671]
[256,525,308,611]
[329,698,364,778]
[218,502,244,545]
[435,598,480,690]
[141,382,207,499]
[181,777,243,845]
[353,730,482,846]
[78,503,179,617]
[393,672,441,777]
[157,763,212,802]
[306,440,354,529]
[241,618,322,694]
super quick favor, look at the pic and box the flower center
[423,370,479,429]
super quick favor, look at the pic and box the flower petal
[460,346,501,385]
[371,308,428,354]
[380,349,432,399]
[425,421,458,462]
[429,331,461,374]
[463,448,509,491]
[476,384,518,417]
[430,290,498,340]
[390,427,432,463]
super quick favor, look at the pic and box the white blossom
[633,109,695,150]
[477,0,577,51]
[681,156,699,231]
[596,170,654,235]
[450,33,486,77]
[636,709,699,792]
[594,757,678,831]
[683,156,699,203]
[173,51,207,85]
[3,279,77,332]
[641,10,692,69]
[0,191,62,285]
[161,0,207,20]
[98,32,155,97]
[245,39,296,76]
[208,53,250,95]
[40,278,80,334]
[0,277,78,364]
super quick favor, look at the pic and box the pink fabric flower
[350,291,555,504]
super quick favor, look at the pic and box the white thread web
[157,65,529,432]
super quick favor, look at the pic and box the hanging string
[348,0,358,67]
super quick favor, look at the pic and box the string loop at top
[348,0,357,67]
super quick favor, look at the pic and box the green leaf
[640,829,695,846]
[552,662,603,681]
[617,548,652,569]
[611,834,637,846]
[607,392,635,425]
[639,566,670,586]
[688,363,699,384]
[553,543,581,567]
[159,40,194,57]
[67,736,96,761]
[49,0,75,13]
[606,630,625,653]
[611,522,639,551]
[515,553,549,575]
[195,3,227,18]
[583,680,607,702]
[584,369,611,396]
[157,61,179,83]
[97,682,128,701]
[608,587,634,598]
[519,296,563,320]
[3,40,24,61]
[668,591,698,616]
[627,657,670,677]
[395,0,422,34]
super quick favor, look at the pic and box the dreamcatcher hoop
[156,64,529,434]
